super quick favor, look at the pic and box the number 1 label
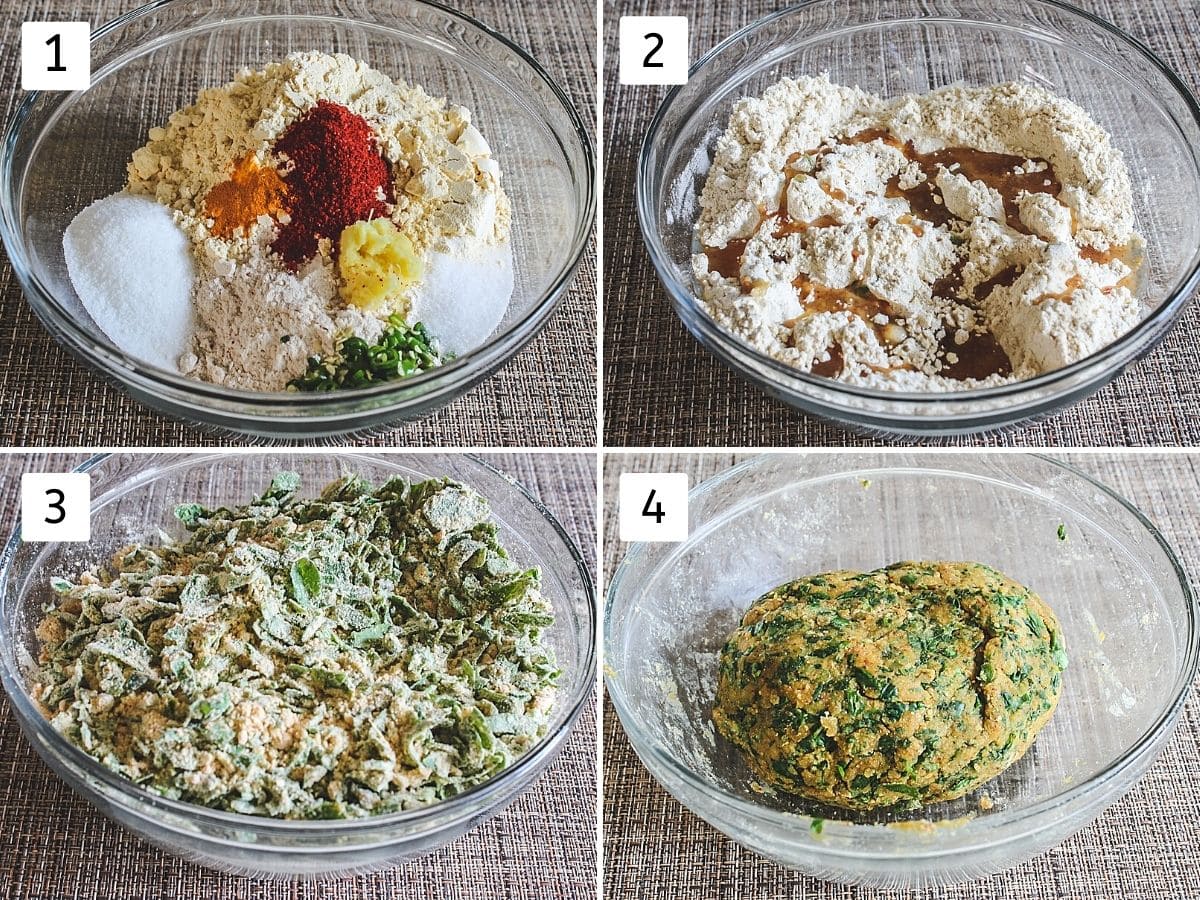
[45,34,68,72]
[21,473,90,542]
[21,22,90,91]
[619,473,688,542]
[619,16,688,86]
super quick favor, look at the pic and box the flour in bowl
[693,76,1144,391]
[64,51,515,392]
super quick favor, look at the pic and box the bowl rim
[0,450,597,834]
[604,452,1200,858]
[0,0,596,413]
[636,0,1200,408]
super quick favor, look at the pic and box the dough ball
[713,561,1066,811]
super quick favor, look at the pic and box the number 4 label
[21,22,90,91]
[619,16,688,86]
[619,473,688,542]
[21,473,90,542]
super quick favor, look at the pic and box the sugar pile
[414,238,514,356]
[62,193,194,371]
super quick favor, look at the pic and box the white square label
[22,473,90,542]
[619,472,688,543]
[21,22,90,92]
[619,16,688,86]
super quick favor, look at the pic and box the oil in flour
[693,76,1144,391]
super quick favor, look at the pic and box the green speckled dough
[713,562,1066,811]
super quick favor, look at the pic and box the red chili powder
[271,100,394,268]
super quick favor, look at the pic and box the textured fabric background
[0,0,597,447]
[601,451,1200,898]
[0,451,598,900]
[602,0,1200,447]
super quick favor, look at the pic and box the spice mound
[694,76,1145,391]
[32,472,559,819]
[63,51,514,392]
[713,562,1066,811]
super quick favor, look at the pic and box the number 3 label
[619,473,688,542]
[619,16,688,86]
[21,473,90,542]
[21,22,90,92]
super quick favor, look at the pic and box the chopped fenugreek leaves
[32,473,558,819]
[288,314,443,392]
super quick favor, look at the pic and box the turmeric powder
[203,153,290,237]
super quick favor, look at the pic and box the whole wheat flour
[693,76,1144,391]
[181,233,386,391]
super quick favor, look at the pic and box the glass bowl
[605,454,1198,887]
[0,453,595,878]
[637,0,1200,437]
[0,0,595,439]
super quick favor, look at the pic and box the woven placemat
[601,451,1200,898]
[0,451,597,900]
[0,0,597,448]
[601,0,1200,447]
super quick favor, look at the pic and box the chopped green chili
[288,315,443,392]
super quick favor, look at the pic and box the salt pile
[63,192,195,371]
[414,238,514,357]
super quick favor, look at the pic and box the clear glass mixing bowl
[0,453,596,878]
[0,0,595,438]
[605,454,1198,887]
[637,0,1200,436]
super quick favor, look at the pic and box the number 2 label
[619,473,688,542]
[642,32,664,68]
[21,473,90,542]
[619,16,688,86]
